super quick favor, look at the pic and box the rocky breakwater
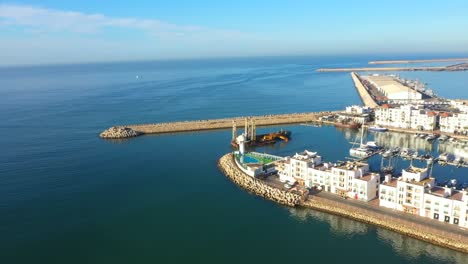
[99,126,142,139]
[218,153,303,207]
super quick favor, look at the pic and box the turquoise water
[1,55,467,263]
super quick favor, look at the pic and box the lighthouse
[237,134,246,155]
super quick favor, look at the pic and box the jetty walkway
[100,111,335,139]
[218,153,468,253]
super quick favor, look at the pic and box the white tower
[237,134,246,155]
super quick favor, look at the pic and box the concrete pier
[100,111,334,138]
[350,72,379,108]
[217,152,468,253]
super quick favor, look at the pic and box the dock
[350,72,379,108]
[100,111,335,138]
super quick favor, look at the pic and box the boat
[400,148,415,158]
[365,141,381,150]
[426,134,438,141]
[438,152,454,162]
[335,120,361,129]
[350,147,373,157]
[454,157,463,165]
[349,127,376,157]
[368,126,388,132]
[418,134,427,138]
[231,129,292,148]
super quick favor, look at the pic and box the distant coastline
[369,58,468,65]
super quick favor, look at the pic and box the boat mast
[360,127,364,147]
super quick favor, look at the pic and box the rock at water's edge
[99,126,141,139]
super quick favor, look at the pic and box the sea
[1,55,467,263]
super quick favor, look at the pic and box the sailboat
[350,127,374,157]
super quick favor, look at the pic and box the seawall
[217,153,304,207]
[350,72,379,108]
[100,111,335,138]
[304,198,468,253]
[218,152,468,253]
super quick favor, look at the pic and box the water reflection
[288,207,467,263]
[372,132,435,152]
[288,207,368,236]
[438,141,468,160]
[377,228,467,264]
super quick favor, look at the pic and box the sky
[1,0,468,66]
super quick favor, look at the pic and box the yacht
[426,134,438,141]
[368,126,388,132]
[350,128,376,157]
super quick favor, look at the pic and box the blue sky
[1,0,468,65]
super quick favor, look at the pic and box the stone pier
[100,111,335,139]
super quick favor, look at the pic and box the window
[434,213,439,220]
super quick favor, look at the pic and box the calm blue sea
[1,55,467,263]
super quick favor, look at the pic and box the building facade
[379,166,468,228]
[375,105,438,131]
[277,150,379,201]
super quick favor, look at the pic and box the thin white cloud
[0,3,249,38]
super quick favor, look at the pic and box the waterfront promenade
[218,153,468,253]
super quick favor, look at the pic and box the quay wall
[218,152,468,253]
[350,72,379,108]
[303,198,468,253]
[100,111,335,138]
[218,153,304,207]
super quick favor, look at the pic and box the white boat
[350,147,373,157]
[426,134,437,141]
[368,126,388,132]
[365,141,381,149]
[438,152,454,162]
[349,128,375,157]
[400,148,415,157]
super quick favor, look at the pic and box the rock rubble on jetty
[105,111,335,135]
[99,126,142,139]
[218,153,303,207]
[218,152,468,253]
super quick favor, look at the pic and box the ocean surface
[1,55,467,263]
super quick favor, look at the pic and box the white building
[375,105,438,131]
[277,151,379,201]
[379,166,468,228]
[439,112,468,135]
[365,75,423,100]
[346,105,372,115]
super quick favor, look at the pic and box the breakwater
[218,152,468,253]
[351,72,379,108]
[218,153,304,207]
[369,58,468,65]
[317,66,450,72]
[100,111,334,139]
